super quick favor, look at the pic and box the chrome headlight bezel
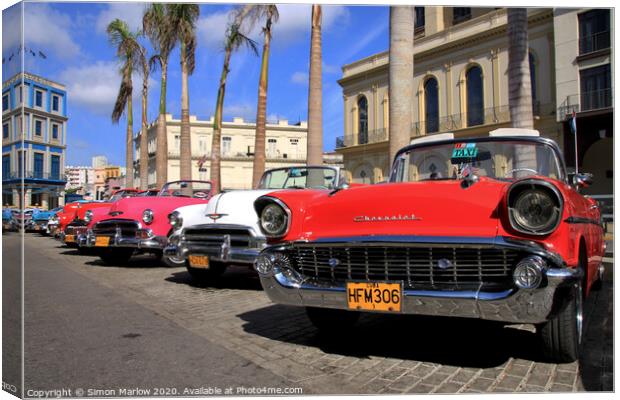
[142,209,154,225]
[168,211,182,229]
[507,180,563,236]
[257,198,291,238]
[84,210,93,223]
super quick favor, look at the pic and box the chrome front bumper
[84,229,167,250]
[164,226,266,264]
[256,236,583,324]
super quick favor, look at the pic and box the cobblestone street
[22,234,613,394]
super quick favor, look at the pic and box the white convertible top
[410,132,455,145]
[489,128,540,137]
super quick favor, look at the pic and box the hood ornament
[109,211,123,216]
[353,214,421,223]
[206,213,228,222]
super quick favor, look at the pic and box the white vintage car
[164,166,347,281]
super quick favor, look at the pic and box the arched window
[357,96,368,144]
[424,77,439,133]
[529,52,537,103]
[466,66,484,126]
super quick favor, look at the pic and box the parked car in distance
[2,208,17,232]
[61,189,140,247]
[85,180,213,265]
[31,207,63,235]
[253,129,605,363]
[164,165,349,282]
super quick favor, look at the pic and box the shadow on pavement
[84,254,167,269]
[238,303,551,368]
[165,265,262,291]
[578,262,613,391]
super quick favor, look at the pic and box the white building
[64,165,94,195]
[92,155,108,168]
[134,114,309,190]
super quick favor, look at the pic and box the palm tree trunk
[388,6,414,162]
[140,66,149,190]
[125,83,134,189]
[251,17,272,189]
[306,4,323,166]
[508,8,533,129]
[210,48,232,194]
[155,60,169,188]
[179,41,192,182]
[507,8,535,172]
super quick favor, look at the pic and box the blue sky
[2,2,390,167]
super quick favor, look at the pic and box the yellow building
[337,7,612,197]
[134,114,308,190]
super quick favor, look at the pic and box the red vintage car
[253,130,605,363]
[84,180,212,265]
[60,189,139,247]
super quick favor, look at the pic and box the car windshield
[159,181,212,199]
[390,139,563,183]
[259,167,339,189]
[109,191,139,202]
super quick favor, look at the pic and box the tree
[107,18,141,189]
[249,5,279,189]
[210,10,258,194]
[143,3,177,188]
[137,39,150,190]
[388,6,414,163]
[306,5,323,167]
[168,4,200,183]
[507,8,535,173]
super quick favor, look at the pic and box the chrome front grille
[93,219,140,237]
[284,244,521,290]
[183,225,258,249]
[65,224,88,235]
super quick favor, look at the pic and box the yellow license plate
[347,282,402,312]
[65,234,75,243]
[189,255,210,269]
[95,236,110,247]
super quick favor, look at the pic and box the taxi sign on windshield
[452,143,478,159]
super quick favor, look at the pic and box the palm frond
[111,64,133,123]
[149,54,161,73]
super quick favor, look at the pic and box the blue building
[2,72,67,208]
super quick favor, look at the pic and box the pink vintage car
[84,180,212,265]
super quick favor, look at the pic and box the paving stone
[526,372,552,388]
[549,383,573,392]
[420,372,451,386]
[467,377,495,392]
[434,381,464,393]
[552,370,577,386]
[406,383,436,394]
[450,369,479,383]
[494,374,523,391]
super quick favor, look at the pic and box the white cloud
[340,23,387,62]
[197,5,349,50]
[223,103,255,120]
[22,3,80,58]
[290,71,308,85]
[95,3,146,35]
[59,61,155,117]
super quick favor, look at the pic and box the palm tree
[306,5,323,167]
[210,10,258,194]
[388,6,414,163]
[137,41,150,190]
[248,5,279,189]
[168,4,200,183]
[107,19,141,189]
[507,8,535,172]
[143,4,176,188]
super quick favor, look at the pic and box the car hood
[179,189,275,232]
[275,178,510,241]
[105,196,208,224]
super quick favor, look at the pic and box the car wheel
[538,281,583,363]
[99,248,134,266]
[306,307,360,333]
[162,251,185,267]
[186,262,227,283]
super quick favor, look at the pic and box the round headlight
[84,210,93,223]
[142,209,154,225]
[168,211,182,228]
[510,188,561,235]
[260,203,289,237]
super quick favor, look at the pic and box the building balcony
[336,128,388,148]
[558,89,613,118]
[579,31,611,56]
[165,150,305,162]
[3,171,67,184]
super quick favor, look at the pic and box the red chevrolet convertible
[253,130,605,363]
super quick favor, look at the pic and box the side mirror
[573,172,594,188]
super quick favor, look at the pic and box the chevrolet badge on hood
[353,214,420,222]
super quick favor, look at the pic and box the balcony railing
[337,128,388,148]
[558,88,613,117]
[3,171,66,181]
[579,31,611,55]
[413,105,511,136]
